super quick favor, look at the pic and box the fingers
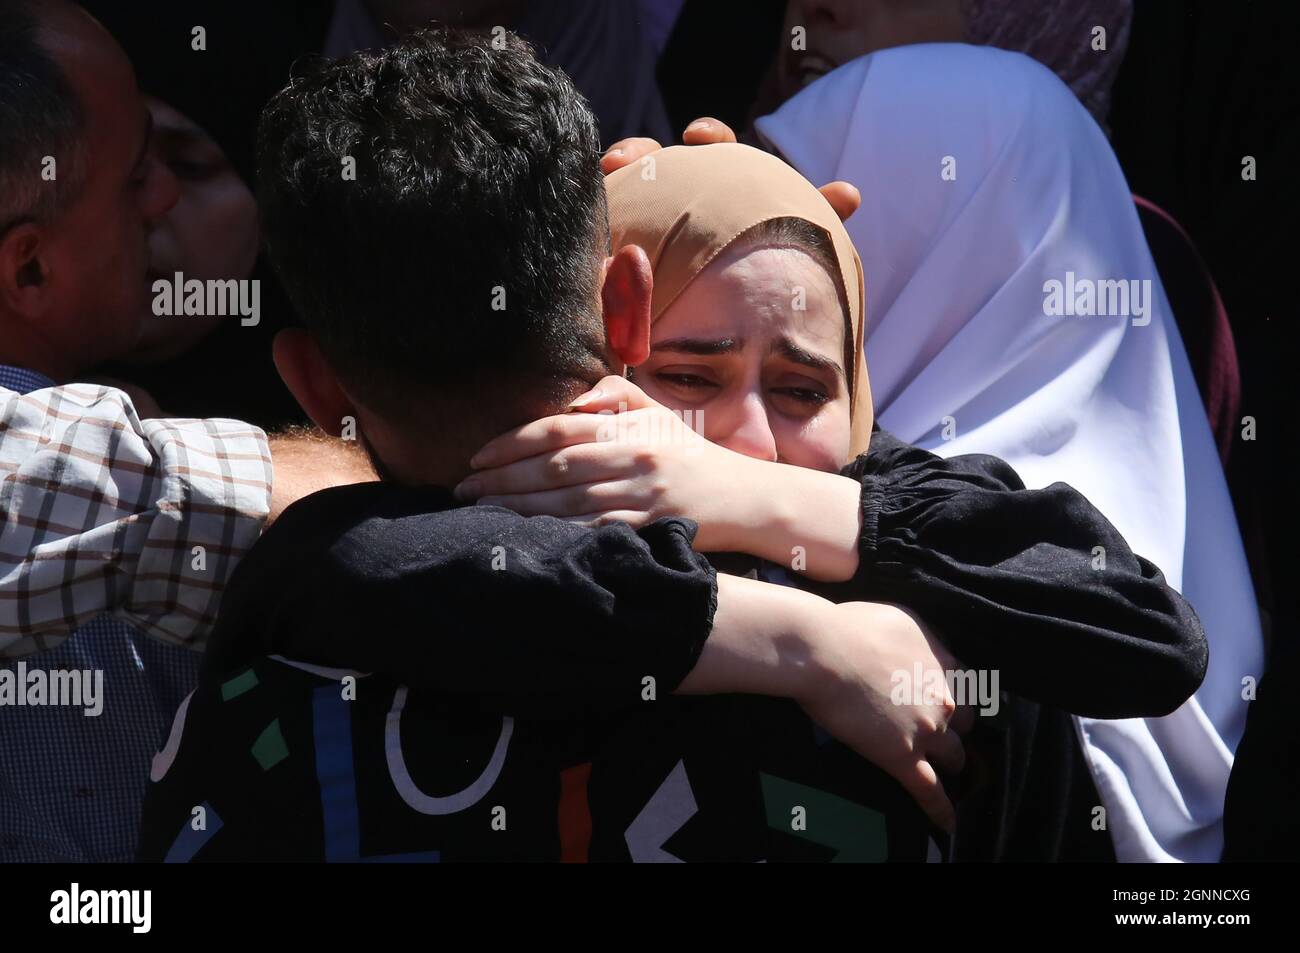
[469,413,612,470]
[818,181,861,223]
[469,377,663,469]
[925,729,967,777]
[600,118,738,173]
[474,481,631,519]
[950,703,977,737]
[561,510,648,528]
[898,758,957,834]
[601,137,662,174]
[458,443,641,501]
[681,117,737,145]
[603,126,857,234]
[568,374,660,413]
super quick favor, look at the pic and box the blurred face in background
[776,0,963,101]
[125,96,259,364]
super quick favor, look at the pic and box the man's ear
[272,328,356,437]
[600,244,653,369]
[0,224,50,318]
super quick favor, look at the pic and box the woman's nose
[714,392,779,462]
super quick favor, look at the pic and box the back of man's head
[257,28,612,441]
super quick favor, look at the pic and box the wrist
[778,592,842,704]
[733,461,860,579]
[680,574,835,700]
[700,452,795,555]
[773,467,863,581]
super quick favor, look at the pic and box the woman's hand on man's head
[455,375,757,551]
[461,374,870,583]
[600,117,862,223]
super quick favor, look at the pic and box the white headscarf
[756,43,1262,863]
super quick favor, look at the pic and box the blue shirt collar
[0,364,57,395]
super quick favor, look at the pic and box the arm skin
[685,574,963,831]
[704,456,863,582]
[266,427,378,524]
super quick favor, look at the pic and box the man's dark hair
[257,27,610,425]
[0,0,84,234]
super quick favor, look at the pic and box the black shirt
[140,429,1206,861]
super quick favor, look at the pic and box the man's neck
[356,423,475,492]
[356,373,605,490]
[370,443,474,491]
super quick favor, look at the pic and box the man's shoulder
[238,481,461,584]
[264,480,545,551]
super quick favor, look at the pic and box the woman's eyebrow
[770,336,845,381]
[652,336,744,355]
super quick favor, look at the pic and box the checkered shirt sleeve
[1,382,272,657]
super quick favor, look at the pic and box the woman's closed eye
[768,368,837,409]
[654,369,722,396]
[773,384,830,406]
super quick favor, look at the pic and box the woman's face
[776,0,964,101]
[635,243,853,472]
[127,96,260,363]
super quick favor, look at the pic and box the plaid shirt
[1,366,273,656]
[0,365,272,861]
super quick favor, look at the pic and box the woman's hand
[461,375,865,580]
[456,375,760,551]
[800,600,972,832]
[689,576,972,832]
[601,117,862,223]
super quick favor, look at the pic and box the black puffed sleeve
[824,430,1208,719]
[202,482,718,719]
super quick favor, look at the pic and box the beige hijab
[606,143,872,459]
